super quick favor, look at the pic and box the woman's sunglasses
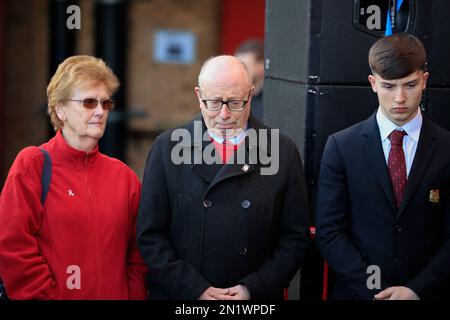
[66,98,115,110]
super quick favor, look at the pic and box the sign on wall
[153,30,196,64]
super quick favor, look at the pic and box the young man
[316,34,450,300]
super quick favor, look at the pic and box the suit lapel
[362,114,397,211]
[397,118,436,218]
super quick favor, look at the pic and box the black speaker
[422,88,450,131]
[264,0,450,300]
[265,0,450,86]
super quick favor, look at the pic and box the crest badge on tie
[429,189,440,204]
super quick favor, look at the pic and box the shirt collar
[208,123,249,145]
[376,107,422,142]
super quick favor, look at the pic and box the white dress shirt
[376,107,422,177]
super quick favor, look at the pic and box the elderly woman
[0,55,148,299]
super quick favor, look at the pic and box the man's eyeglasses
[199,89,251,112]
[66,98,115,110]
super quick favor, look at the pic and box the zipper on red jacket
[83,153,100,298]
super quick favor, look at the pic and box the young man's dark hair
[368,33,427,80]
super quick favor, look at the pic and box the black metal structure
[95,0,128,160]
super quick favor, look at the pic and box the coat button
[396,225,403,232]
[203,199,212,208]
[239,247,247,255]
[241,200,251,209]
[394,258,402,266]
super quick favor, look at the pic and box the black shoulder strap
[0,149,52,299]
[39,148,52,205]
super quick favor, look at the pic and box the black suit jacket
[137,114,310,299]
[316,113,450,300]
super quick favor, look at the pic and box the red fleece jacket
[0,131,148,299]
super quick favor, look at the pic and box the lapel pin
[241,164,250,173]
[429,189,440,204]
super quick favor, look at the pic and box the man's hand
[374,286,420,300]
[199,285,250,300]
[199,287,232,300]
[220,284,251,300]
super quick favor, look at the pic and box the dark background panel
[411,2,450,87]
[311,0,374,84]
[264,0,310,83]
[265,0,450,86]
[422,88,450,131]
[314,0,450,85]
[263,77,308,153]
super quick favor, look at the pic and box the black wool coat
[137,113,311,300]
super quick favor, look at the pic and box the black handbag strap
[39,148,52,205]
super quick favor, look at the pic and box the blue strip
[385,11,393,36]
[385,0,405,36]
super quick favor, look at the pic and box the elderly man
[137,55,310,300]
